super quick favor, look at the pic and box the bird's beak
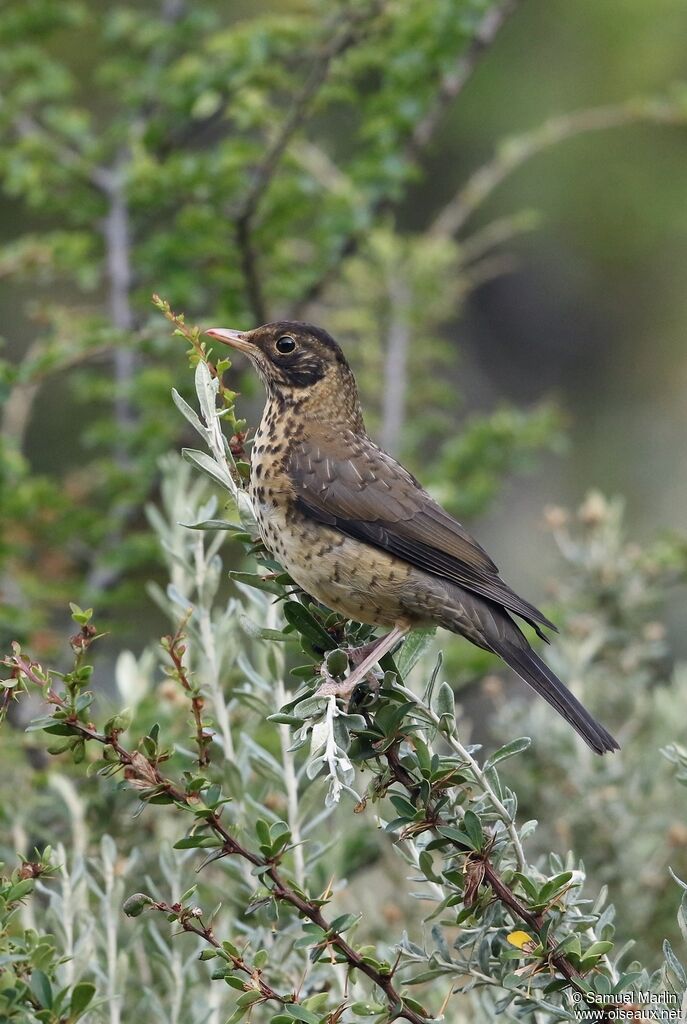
[205,327,254,355]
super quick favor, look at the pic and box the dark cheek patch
[288,361,325,387]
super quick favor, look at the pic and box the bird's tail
[490,635,619,755]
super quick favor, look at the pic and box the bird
[205,321,619,755]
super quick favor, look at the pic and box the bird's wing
[288,428,555,634]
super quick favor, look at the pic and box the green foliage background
[1,0,687,1021]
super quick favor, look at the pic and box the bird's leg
[317,626,408,700]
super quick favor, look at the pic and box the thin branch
[295,0,522,315]
[395,682,527,870]
[429,96,687,238]
[3,644,427,1021]
[381,744,625,1004]
[13,114,113,192]
[162,616,212,768]
[232,0,385,323]
[404,0,523,161]
[147,900,293,1006]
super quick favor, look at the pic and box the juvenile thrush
[206,321,618,755]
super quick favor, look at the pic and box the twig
[404,0,523,161]
[163,616,212,768]
[429,97,687,238]
[381,744,616,1002]
[4,650,427,1024]
[232,1,385,323]
[147,900,293,1006]
[295,0,522,315]
[394,682,527,871]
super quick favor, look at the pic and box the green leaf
[389,794,418,819]
[182,448,233,492]
[395,628,435,678]
[285,1006,321,1023]
[436,825,473,848]
[433,681,455,722]
[282,602,334,650]
[30,969,53,1009]
[462,810,484,851]
[122,892,153,917]
[69,982,95,1020]
[663,939,686,987]
[229,571,283,595]
[236,990,263,1007]
[173,836,222,849]
[7,878,34,901]
[328,912,361,933]
[486,736,531,766]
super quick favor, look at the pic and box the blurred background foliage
[1,0,687,1018]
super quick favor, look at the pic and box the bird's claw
[316,654,382,701]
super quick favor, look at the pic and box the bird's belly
[253,498,416,627]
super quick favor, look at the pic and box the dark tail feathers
[490,637,619,755]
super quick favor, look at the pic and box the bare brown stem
[232,1,385,323]
[163,616,211,768]
[150,900,293,1006]
[3,653,427,1024]
[295,0,522,315]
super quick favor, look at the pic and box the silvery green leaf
[181,448,233,491]
[115,650,152,708]
[433,681,455,720]
[293,695,329,719]
[242,736,283,780]
[486,736,531,767]
[422,650,443,706]
[180,518,240,531]
[238,614,291,641]
[166,584,194,613]
[669,868,687,893]
[519,819,538,840]
[171,387,207,439]
[396,627,436,678]
[194,359,219,428]
[663,939,686,987]
[197,495,218,520]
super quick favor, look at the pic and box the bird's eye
[275,335,296,354]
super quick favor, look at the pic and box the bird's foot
[315,626,408,702]
[316,670,362,702]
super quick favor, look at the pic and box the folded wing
[288,428,556,637]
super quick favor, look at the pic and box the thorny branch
[3,650,428,1024]
[382,743,629,1013]
[143,899,294,1007]
[162,616,212,768]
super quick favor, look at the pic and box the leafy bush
[2,336,686,1023]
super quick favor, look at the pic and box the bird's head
[205,320,364,428]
